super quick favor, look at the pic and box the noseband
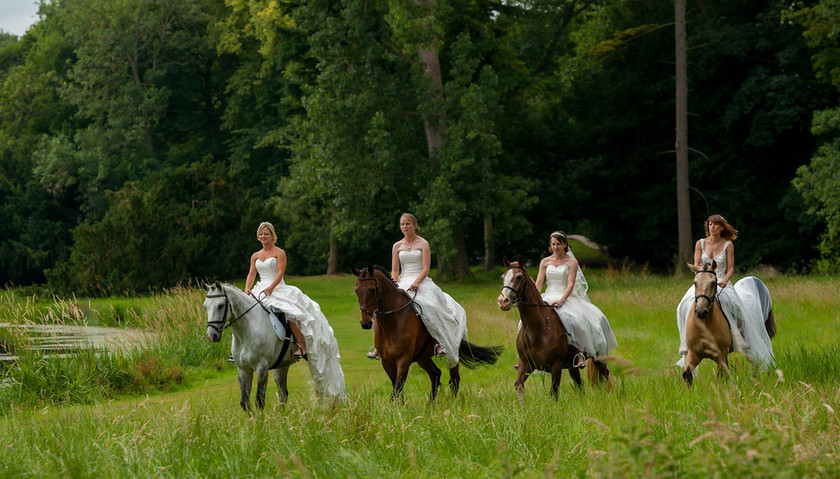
[205,287,261,334]
[693,269,719,305]
[501,264,553,308]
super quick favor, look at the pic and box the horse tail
[457,340,504,369]
[765,309,777,340]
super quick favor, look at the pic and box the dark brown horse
[497,257,610,403]
[352,265,503,400]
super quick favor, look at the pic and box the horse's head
[688,261,717,319]
[498,256,528,311]
[352,265,379,330]
[204,281,230,342]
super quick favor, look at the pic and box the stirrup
[573,352,586,369]
[366,346,379,360]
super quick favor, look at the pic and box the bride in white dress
[367,213,468,370]
[531,231,617,366]
[676,215,775,370]
[243,222,347,400]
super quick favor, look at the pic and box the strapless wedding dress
[253,257,347,400]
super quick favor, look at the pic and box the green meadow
[0,269,838,478]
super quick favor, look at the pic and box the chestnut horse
[352,265,503,400]
[497,257,610,403]
[682,261,777,386]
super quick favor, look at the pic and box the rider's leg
[288,320,306,357]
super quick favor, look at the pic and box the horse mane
[208,282,256,304]
[370,265,399,287]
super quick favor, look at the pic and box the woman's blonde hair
[548,231,570,253]
[257,221,278,244]
[705,214,738,241]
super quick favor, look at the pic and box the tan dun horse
[682,262,735,385]
[352,265,503,400]
[682,261,777,385]
[497,257,610,403]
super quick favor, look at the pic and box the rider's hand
[409,282,420,291]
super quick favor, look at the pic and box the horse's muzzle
[497,294,512,311]
[360,321,372,330]
[207,331,221,343]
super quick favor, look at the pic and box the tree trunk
[417,43,447,159]
[675,0,693,271]
[483,213,494,270]
[437,222,472,280]
[326,209,340,275]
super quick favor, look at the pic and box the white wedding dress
[542,264,617,358]
[397,250,468,369]
[676,240,775,370]
[253,258,347,400]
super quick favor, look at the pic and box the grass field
[0,268,838,477]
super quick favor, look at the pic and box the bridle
[501,264,553,308]
[693,268,719,306]
[205,287,261,335]
[355,274,418,320]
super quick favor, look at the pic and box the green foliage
[789,1,840,269]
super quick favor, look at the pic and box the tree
[788,0,840,272]
[674,0,692,268]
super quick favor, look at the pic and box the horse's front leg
[715,354,731,378]
[255,364,270,410]
[514,362,531,407]
[550,363,565,398]
[273,366,290,406]
[237,367,254,412]
[683,350,699,386]
[381,357,402,400]
[391,359,412,402]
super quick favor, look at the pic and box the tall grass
[0,271,838,477]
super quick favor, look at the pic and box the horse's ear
[710,260,717,271]
[367,265,374,275]
[503,256,510,267]
[203,282,210,292]
[213,280,221,290]
[351,267,360,276]
[517,255,525,267]
[687,263,699,273]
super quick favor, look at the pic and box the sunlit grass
[0,271,839,476]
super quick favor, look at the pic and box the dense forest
[1,0,839,295]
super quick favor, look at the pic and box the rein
[356,276,419,319]
[205,288,261,334]
[502,264,554,308]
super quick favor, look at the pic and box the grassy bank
[0,270,838,477]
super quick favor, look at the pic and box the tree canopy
[0,0,836,294]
